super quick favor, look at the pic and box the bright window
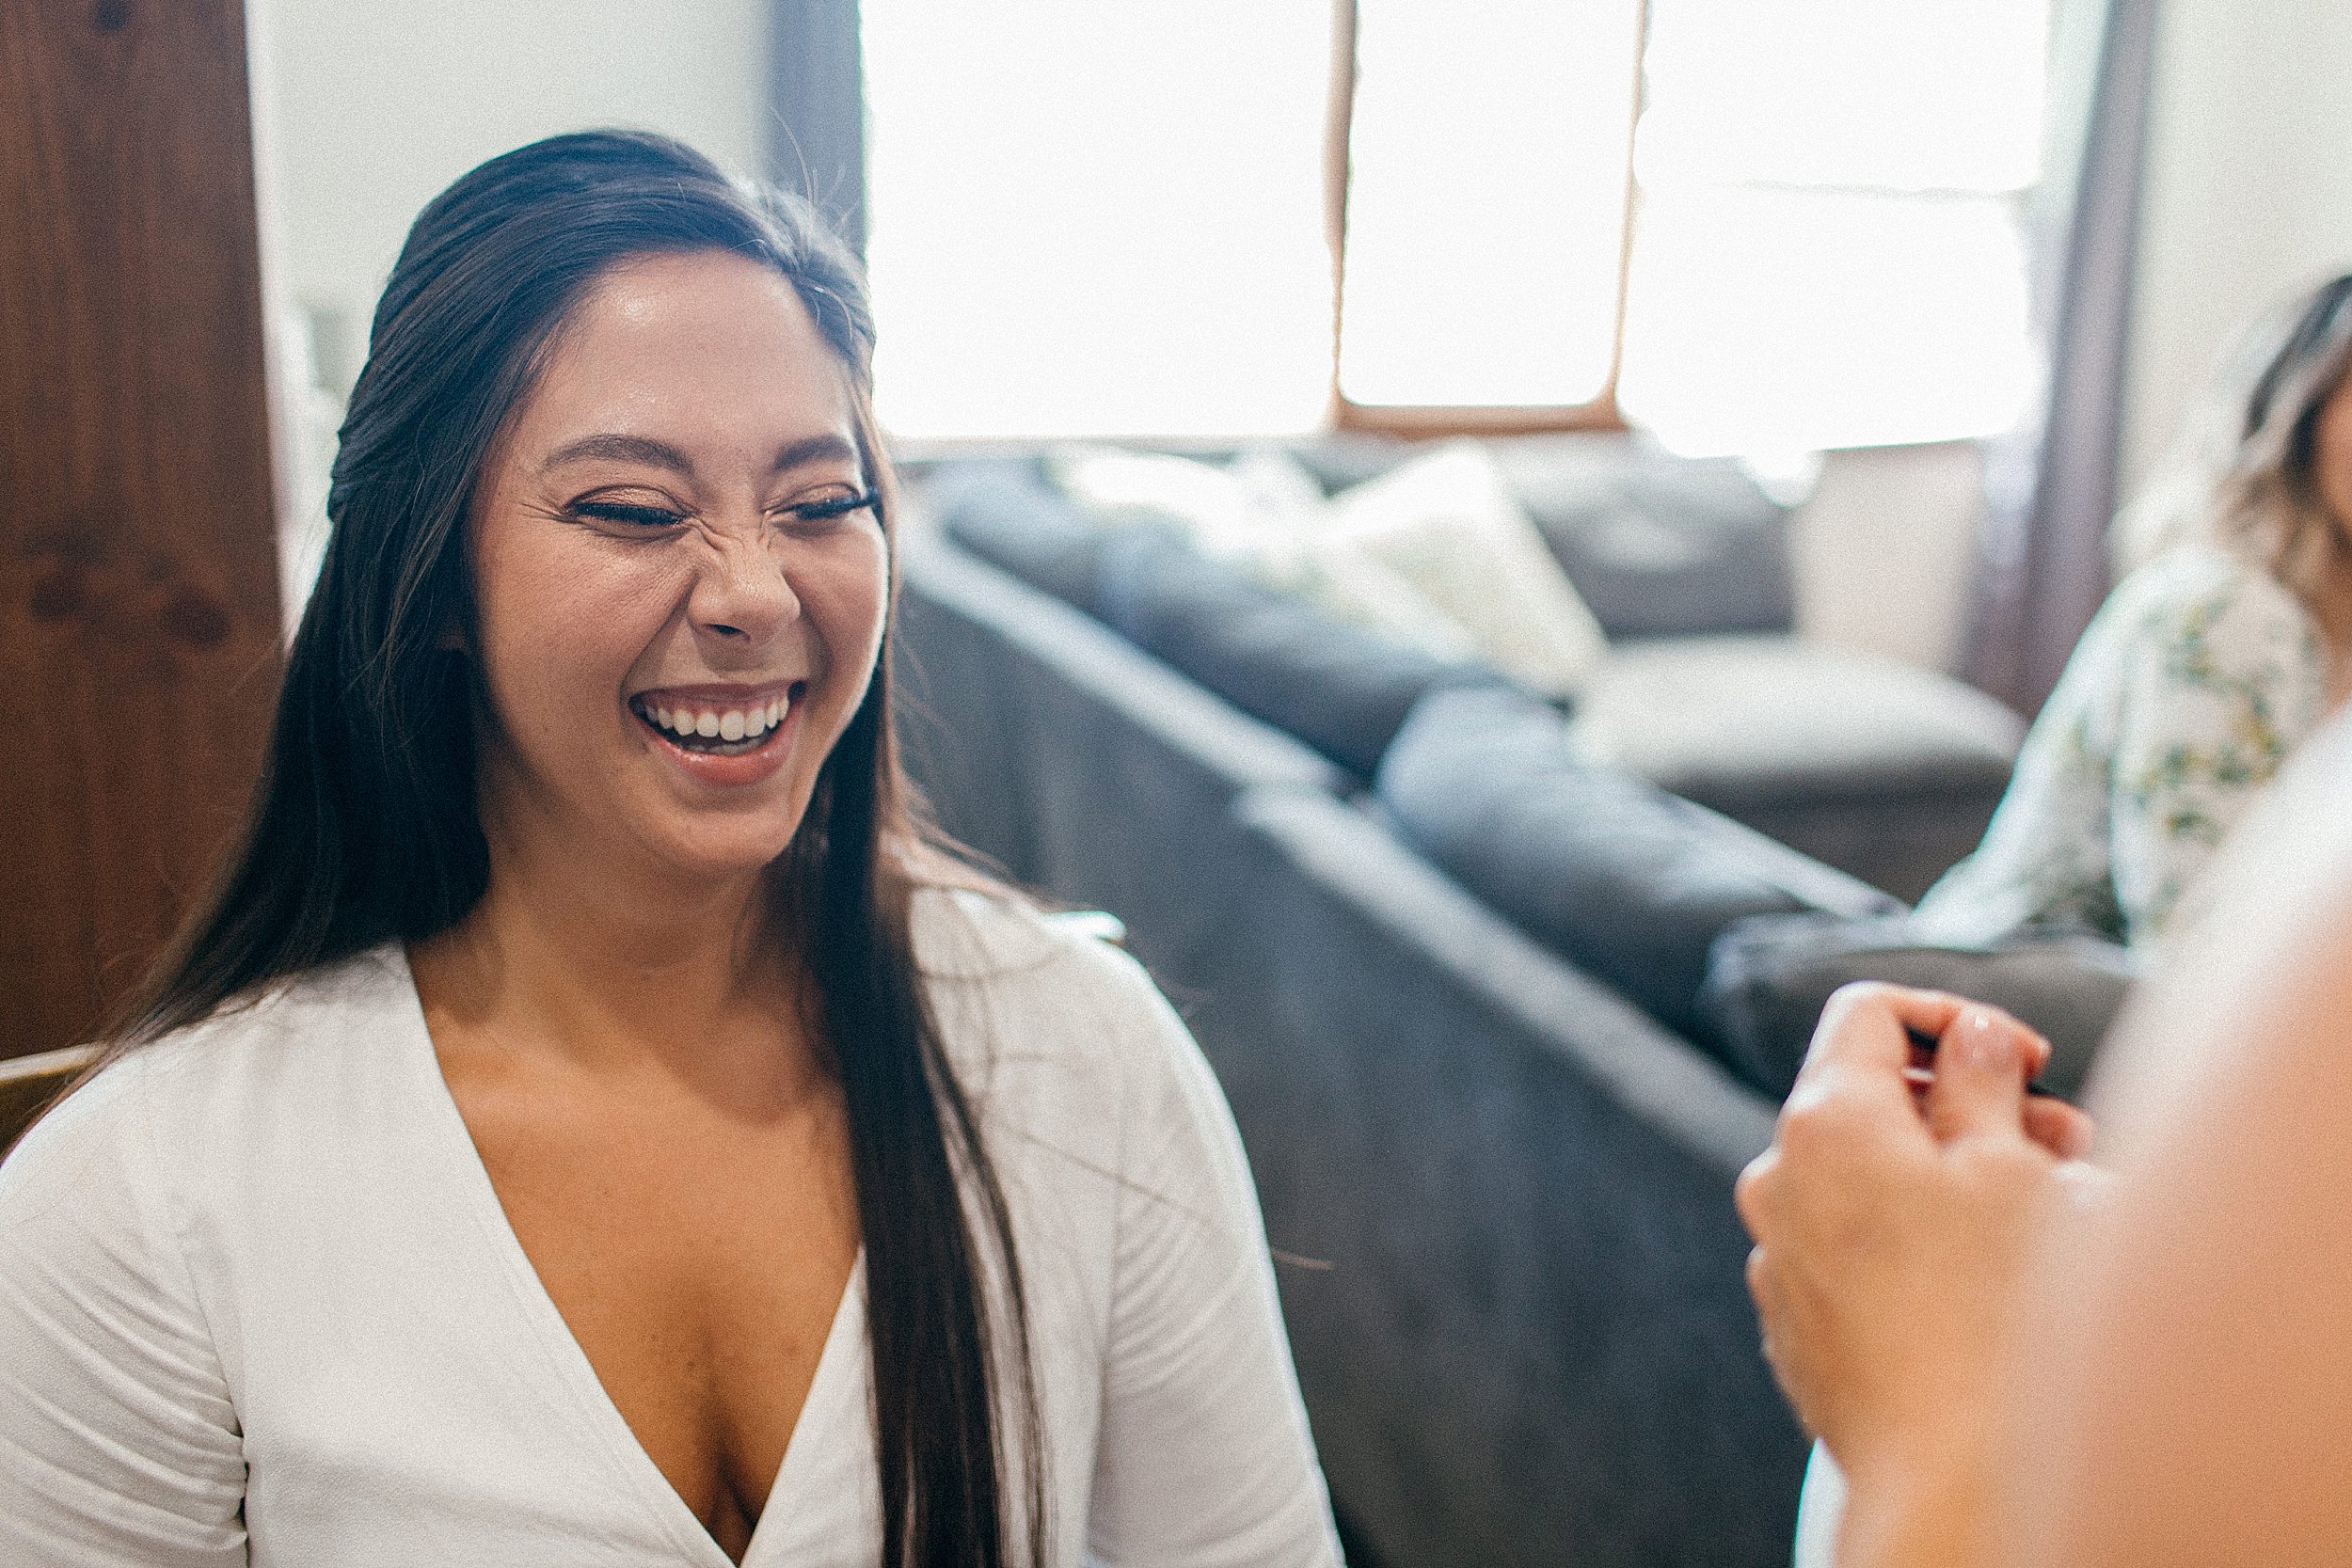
[1619,0,2049,453]
[862,1,2053,452]
[861,0,1334,439]
[1337,0,1641,408]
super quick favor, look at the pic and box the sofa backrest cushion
[896,538,1343,892]
[1376,683,1899,1042]
[1486,435,1797,641]
[929,458,1113,615]
[925,437,1801,648]
[1095,528,1499,780]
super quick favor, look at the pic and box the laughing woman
[0,132,1339,1568]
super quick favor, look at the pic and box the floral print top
[1912,545,2330,953]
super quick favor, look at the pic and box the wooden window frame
[1322,0,1651,437]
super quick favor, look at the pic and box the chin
[635,800,812,886]
[677,828,806,880]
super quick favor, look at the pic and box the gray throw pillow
[1095,529,1502,780]
[1488,436,1797,641]
[1698,911,2139,1101]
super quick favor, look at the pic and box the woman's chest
[459,1084,863,1552]
[215,1082,873,1567]
[193,975,1136,1564]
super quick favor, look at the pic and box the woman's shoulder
[2,946,417,1196]
[913,885,1175,1035]
[911,886,1212,1130]
[2090,546,2329,734]
[2106,544,2320,650]
[913,885,1157,1005]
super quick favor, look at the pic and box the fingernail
[1958,1009,2011,1069]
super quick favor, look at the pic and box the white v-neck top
[0,892,1340,1567]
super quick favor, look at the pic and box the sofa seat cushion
[1095,529,1502,780]
[1567,636,2028,899]
[1569,637,2025,803]
[1698,912,2137,1101]
[1376,684,1899,1042]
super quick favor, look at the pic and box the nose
[686,526,801,645]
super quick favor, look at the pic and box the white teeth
[641,695,789,745]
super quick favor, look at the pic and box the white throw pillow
[1248,531,1485,662]
[1322,440,1611,698]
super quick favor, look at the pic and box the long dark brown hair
[102,130,1044,1567]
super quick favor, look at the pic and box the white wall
[246,0,771,395]
[1800,4,2352,675]
[1790,441,1984,671]
[243,0,770,613]
[2121,0,2352,494]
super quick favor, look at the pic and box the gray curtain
[766,0,867,254]
[1964,0,2162,715]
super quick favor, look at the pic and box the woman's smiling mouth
[630,683,803,758]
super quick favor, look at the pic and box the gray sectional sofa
[886,448,2031,1568]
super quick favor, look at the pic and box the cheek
[806,535,891,685]
[2316,388,2352,523]
[473,543,685,713]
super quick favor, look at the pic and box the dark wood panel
[0,0,282,1057]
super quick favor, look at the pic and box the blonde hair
[2119,273,2352,629]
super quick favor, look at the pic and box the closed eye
[784,490,880,525]
[572,499,687,530]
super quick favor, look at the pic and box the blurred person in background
[1912,273,2352,955]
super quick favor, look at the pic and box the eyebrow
[538,432,861,478]
[770,434,862,474]
[540,433,693,476]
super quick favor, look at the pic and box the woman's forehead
[510,251,858,470]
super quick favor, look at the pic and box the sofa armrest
[1204,786,1801,1568]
